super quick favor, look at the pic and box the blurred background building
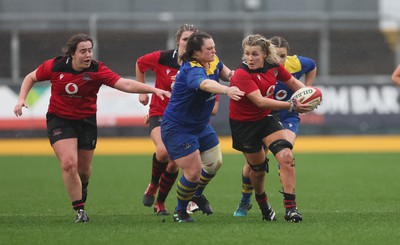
[1,0,400,137]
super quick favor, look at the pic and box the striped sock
[240,174,253,204]
[151,153,168,185]
[194,169,215,196]
[255,192,267,205]
[176,176,198,211]
[283,192,297,210]
[157,170,178,203]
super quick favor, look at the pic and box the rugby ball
[290,86,322,110]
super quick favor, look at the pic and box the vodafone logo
[265,85,275,97]
[65,83,78,94]
[275,89,288,100]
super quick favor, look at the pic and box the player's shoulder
[235,63,250,73]
[159,49,176,57]
[284,55,302,73]
[286,55,301,65]
[288,55,315,65]
[52,56,101,73]
[231,63,253,80]
[236,62,278,74]
[159,49,180,69]
[52,56,74,72]
[187,60,203,69]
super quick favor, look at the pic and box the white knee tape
[201,144,223,175]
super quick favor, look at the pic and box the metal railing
[1,11,400,84]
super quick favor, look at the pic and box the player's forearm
[115,78,158,94]
[18,71,37,101]
[200,79,229,94]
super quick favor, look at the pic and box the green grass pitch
[1,153,399,244]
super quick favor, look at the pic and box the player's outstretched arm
[114,78,171,100]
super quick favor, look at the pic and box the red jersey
[229,62,292,122]
[35,56,121,120]
[136,49,180,117]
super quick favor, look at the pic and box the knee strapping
[201,144,223,175]
[248,158,269,173]
[269,139,293,155]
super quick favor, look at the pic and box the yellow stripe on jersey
[189,56,221,76]
[284,55,302,74]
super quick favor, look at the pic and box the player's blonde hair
[242,34,279,65]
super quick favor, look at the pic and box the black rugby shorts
[148,115,163,134]
[46,113,97,150]
[230,115,284,153]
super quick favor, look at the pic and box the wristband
[289,99,297,112]
[223,87,229,95]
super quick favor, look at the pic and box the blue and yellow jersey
[275,55,316,101]
[162,55,223,131]
[274,55,316,123]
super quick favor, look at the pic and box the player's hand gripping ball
[290,86,322,110]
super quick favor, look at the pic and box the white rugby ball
[290,86,322,110]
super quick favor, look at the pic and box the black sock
[157,170,179,202]
[151,153,168,184]
[82,182,89,202]
[72,199,85,211]
[283,192,296,210]
[255,192,267,205]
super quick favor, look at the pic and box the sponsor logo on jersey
[65,83,78,94]
[275,89,288,100]
[265,85,275,97]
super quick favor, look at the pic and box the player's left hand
[155,89,171,100]
[14,101,28,117]
[226,86,245,101]
[143,114,150,125]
